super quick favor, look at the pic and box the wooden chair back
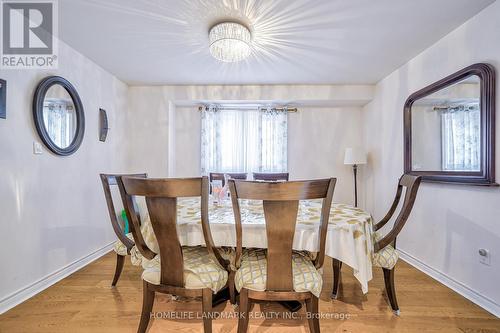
[253,172,289,182]
[228,178,336,292]
[209,172,225,185]
[209,172,248,187]
[119,176,226,287]
[209,172,248,194]
[226,173,248,181]
[373,174,422,251]
[100,173,147,253]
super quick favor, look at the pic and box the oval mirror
[33,76,85,156]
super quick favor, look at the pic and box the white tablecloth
[136,198,374,293]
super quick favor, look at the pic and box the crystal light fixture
[209,22,251,62]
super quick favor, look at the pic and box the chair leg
[138,281,155,333]
[237,288,250,333]
[202,288,213,333]
[111,254,125,286]
[229,271,237,305]
[382,267,400,315]
[331,259,342,299]
[305,296,320,333]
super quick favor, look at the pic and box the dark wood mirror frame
[33,76,85,156]
[404,63,497,186]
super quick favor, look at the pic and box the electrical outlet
[478,248,491,266]
[33,142,43,155]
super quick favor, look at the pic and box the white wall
[128,85,372,203]
[288,106,363,204]
[0,41,131,312]
[362,1,500,316]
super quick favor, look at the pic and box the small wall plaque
[99,108,109,142]
[0,79,6,119]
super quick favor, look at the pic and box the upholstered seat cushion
[128,214,161,267]
[234,248,323,297]
[113,233,134,256]
[130,245,143,266]
[141,246,228,293]
[372,232,399,269]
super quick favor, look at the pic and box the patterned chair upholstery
[141,247,228,293]
[234,248,322,297]
[372,232,399,269]
[113,233,134,256]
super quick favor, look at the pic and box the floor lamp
[344,148,367,207]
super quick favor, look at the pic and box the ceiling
[59,0,494,85]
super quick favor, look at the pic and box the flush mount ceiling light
[209,22,251,63]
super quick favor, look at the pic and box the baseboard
[0,242,114,315]
[398,249,500,318]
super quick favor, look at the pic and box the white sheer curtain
[200,107,287,175]
[441,103,480,171]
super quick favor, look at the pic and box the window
[43,98,76,149]
[441,103,480,171]
[200,105,287,175]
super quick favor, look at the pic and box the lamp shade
[344,148,367,165]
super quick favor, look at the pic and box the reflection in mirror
[411,75,480,172]
[42,85,77,149]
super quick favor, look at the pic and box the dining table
[131,197,375,295]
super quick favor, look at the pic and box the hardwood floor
[0,252,498,333]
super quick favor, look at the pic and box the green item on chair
[121,209,129,234]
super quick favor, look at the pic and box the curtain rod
[198,105,298,113]
[432,104,479,111]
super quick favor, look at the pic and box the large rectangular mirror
[404,63,496,185]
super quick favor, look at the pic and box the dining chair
[209,172,248,194]
[331,174,422,315]
[226,172,248,180]
[119,176,230,333]
[100,173,147,286]
[252,172,289,181]
[228,178,337,333]
[209,172,248,185]
[209,172,225,185]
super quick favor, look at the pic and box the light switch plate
[33,142,43,155]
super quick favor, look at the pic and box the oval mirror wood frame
[404,63,496,186]
[33,76,85,156]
